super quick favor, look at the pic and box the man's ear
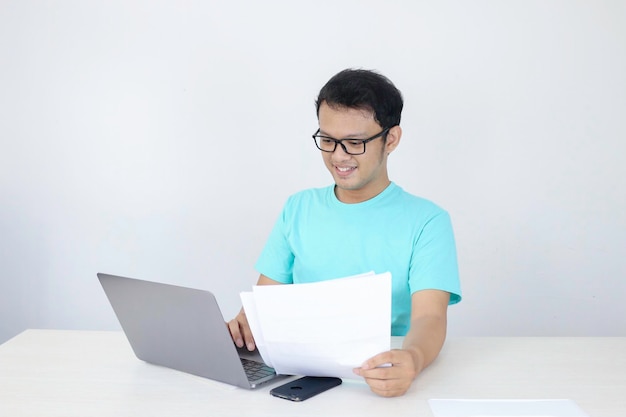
[385,125,402,154]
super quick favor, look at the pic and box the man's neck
[334,180,391,204]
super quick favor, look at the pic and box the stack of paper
[428,399,590,417]
[240,271,391,379]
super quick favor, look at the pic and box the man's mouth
[335,166,356,176]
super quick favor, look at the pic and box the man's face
[317,102,399,203]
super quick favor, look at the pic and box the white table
[1,330,624,416]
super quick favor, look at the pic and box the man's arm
[353,289,450,397]
[227,274,282,351]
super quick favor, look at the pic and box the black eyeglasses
[312,128,391,155]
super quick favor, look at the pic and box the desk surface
[0,330,624,417]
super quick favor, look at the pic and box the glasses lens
[315,136,337,152]
[342,140,366,155]
[314,136,366,155]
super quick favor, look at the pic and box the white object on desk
[429,399,589,417]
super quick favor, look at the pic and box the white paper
[428,399,590,417]
[240,271,391,379]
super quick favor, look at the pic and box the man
[228,69,461,397]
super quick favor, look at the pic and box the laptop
[97,273,281,389]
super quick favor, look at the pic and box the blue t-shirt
[255,182,461,336]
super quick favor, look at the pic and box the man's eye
[321,138,334,144]
[348,140,364,146]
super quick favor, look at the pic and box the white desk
[0,330,624,416]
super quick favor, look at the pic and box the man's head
[314,69,404,203]
[315,69,403,130]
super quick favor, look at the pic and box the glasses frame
[312,127,391,155]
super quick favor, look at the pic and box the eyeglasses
[312,128,390,155]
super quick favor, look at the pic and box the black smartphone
[270,376,342,402]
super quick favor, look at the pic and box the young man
[228,69,461,397]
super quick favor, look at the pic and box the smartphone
[270,376,342,402]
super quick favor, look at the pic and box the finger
[356,359,417,381]
[227,319,244,348]
[240,322,256,351]
[355,364,397,380]
[370,383,410,398]
[361,373,412,397]
[360,350,399,370]
[233,312,256,351]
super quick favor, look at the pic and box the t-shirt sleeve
[254,201,295,284]
[409,210,462,304]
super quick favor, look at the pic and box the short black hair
[315,69,403,129]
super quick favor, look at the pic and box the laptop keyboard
[241,358,275,382]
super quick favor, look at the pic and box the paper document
[241,271,391,379]
[428,399,590,417]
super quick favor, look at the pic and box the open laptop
[97,273,281,389]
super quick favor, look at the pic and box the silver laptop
[97,273,281,389]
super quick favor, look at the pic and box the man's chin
[333,176,357,189]
[334,180,363,192]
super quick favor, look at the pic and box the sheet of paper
[428,399,590,417]
[240,271,391,379]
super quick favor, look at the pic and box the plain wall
[1,0,625,344]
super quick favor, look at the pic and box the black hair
[315,69,403,129]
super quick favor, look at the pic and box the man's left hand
[353,348,423,397]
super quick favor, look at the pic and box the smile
[334,165,356,177]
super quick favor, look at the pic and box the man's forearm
[401,315,447,374]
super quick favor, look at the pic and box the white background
[1,1,625,344]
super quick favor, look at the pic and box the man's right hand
[227,274,282,351]
[227,308,256,351]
